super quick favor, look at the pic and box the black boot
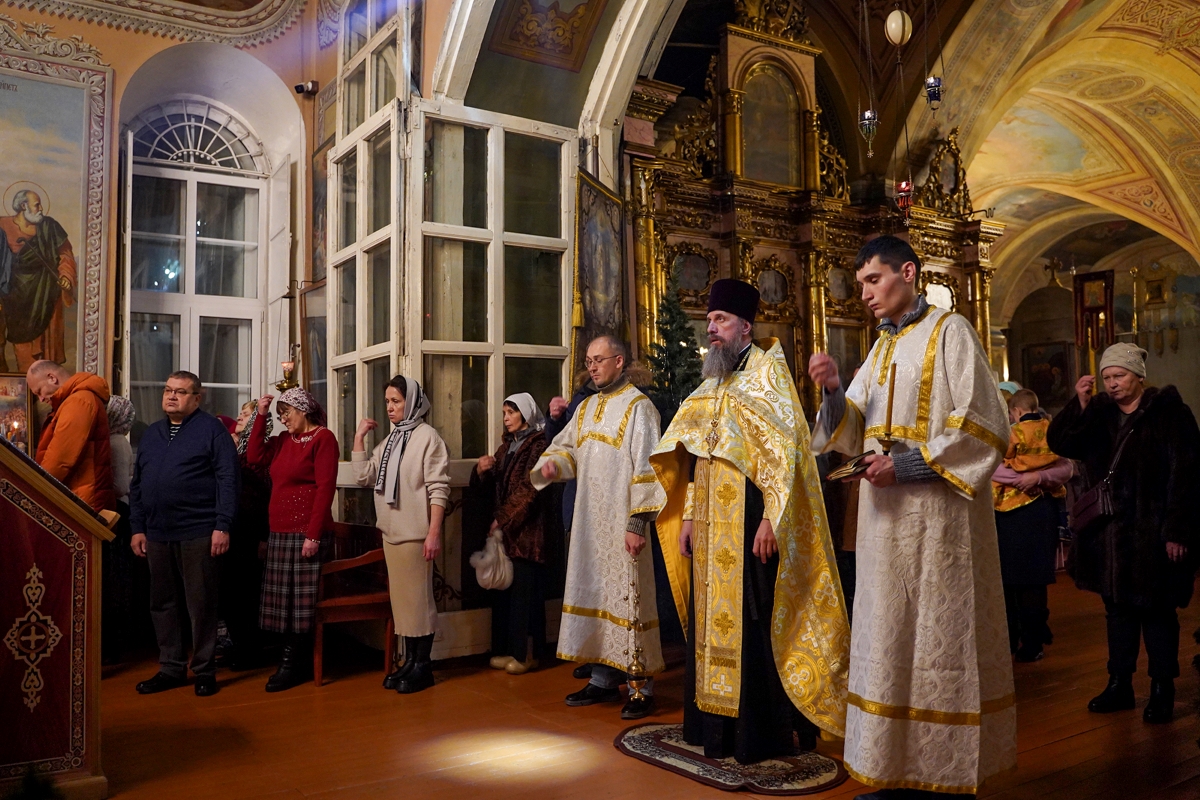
[1087,674,1135,713]
[1143,678,1174,724]
[396,634,435,694]
[383,638,415,689]
[266,636,311,693]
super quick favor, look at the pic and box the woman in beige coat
[352,375,450,694]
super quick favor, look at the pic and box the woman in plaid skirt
[246,387,338,692]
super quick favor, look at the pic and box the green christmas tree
[648,269,704,429]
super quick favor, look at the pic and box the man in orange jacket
[27,359,114,512]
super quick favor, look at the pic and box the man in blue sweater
[130,371,239,697]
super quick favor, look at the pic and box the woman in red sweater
[246,387,338,692]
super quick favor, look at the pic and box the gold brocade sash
[693,457,746,717]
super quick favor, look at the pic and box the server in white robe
[809,236,1015,799]
[532,335,665,720]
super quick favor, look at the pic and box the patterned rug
[614,723,848,794]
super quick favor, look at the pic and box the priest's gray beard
[702,338,741,381]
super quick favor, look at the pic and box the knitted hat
[1098,342,1147,379]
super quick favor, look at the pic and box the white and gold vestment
[651,339,850,737]
[813,306,1015,793]
[531,378,665,673]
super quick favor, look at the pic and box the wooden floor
[100,581,1200,799]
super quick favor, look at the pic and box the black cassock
[682,477,820,763]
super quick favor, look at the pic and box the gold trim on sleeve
[631,473,659,484]
[920,445,977,498]
[946,415,1007,455]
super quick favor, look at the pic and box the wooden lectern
[1,437,113,799]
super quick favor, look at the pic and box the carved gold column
[722,89,744,178]
[804,250,828,417]
[803,109,820,192]
[962,219,1003,358]
[632,158,662,355]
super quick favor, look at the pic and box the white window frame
[340,0,403,141]
[127,160,268,417]
[404,99,576,478]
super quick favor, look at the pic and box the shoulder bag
[1069,420,1137,534]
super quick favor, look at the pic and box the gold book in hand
[826,451,876,481]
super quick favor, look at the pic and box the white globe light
[885,9,913,47]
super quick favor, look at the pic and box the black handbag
[1069,421,1136,534]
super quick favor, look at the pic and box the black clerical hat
[707,278,760,323]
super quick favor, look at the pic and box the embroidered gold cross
[704,419,719,452]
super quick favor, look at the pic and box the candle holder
[625,553,649,702]
[859,109,879,159]
[274,344,300,392]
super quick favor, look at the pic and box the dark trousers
[490,558,547,661]
[1103,596,1180,680]
[220,523,264,653]
[1003,584,1050,653]
[147,538,220,678]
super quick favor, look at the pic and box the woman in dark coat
[471,393,550,674]
[1047,343,1200,724]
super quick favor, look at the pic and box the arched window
[742,63,801,186]
[124,100,269,446]
[130,100,269,174]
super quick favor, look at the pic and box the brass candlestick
[878,362,897,455]
[625,553,648,701]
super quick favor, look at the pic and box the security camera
[294,80,319,97]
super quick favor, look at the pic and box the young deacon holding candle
[808,236,1013,800]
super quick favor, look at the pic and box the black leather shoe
[384,656,416,690]
[572,663,593,680]
[1014,646,1044,663]
[135,672,189,694]
[1143,678,1174,724]
[565,683,621,706]
[265,644,309,693]
[396,662,434,694]
[1088,675,1135,713]
[620,695,655,720]
[194,675,219,697]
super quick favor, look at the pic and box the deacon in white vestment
[809,236,1014,798]
[532,335,665,720]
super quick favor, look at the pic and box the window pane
[338,260,356,355]
[131,237,183,293]
[366,356,390,452]
[423,237,487,342]
[302,287,328,413]
[345,63,367,134]
[373,0,397,32]
[197,316,253,419]
[131,176,184,235]
[369,131,391,233]
[344,0,368,60]
[129,312,180,448]
[424,354,488,459]
[423,120,487,228]
[504,133,560,237]
[335,365,357,461]
[197,183,257,241]
[368,244,390,345]
[373,38,397,113]
[340,153,357,249]
[504,357,562,417]
[504,247,560,345]
[196,243,257,298]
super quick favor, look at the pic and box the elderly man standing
[129,371,238,697]
[27,359,113,512]
[809,236,1013,799]
[652,279,849,764]
[532,336,664,720]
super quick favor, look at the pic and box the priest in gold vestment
[652,279,850,764]
[809,237,1014,799]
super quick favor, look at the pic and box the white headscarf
[504,393,545,431]
[374,377,432,506]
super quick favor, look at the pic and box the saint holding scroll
[808,236,1013,799]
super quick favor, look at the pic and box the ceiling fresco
[1039,218,1158,267]
[3,0,302,44]
[988,188,1082,223]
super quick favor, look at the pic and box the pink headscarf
[277,387,327,427]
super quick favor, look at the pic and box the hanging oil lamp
[896,178,914,225]
[859,108,879,158]
[924,75,943,111]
